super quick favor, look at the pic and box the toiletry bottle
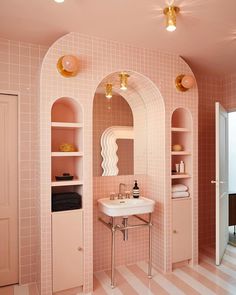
[179,161,185,173]
[133,180,139,198]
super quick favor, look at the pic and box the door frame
[0,90,20,284]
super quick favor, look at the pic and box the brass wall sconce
[119,72,130,90]
[163,6,180,32]
[175,74,195,92]
[57,55,79,77]
[105,83,113,98]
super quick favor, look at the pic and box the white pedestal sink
[97,196,155,288]
[98,196,155,217]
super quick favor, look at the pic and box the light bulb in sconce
[57,55,79,77]
[175,74,195,92]
[119,72,130,90]
[163,6,180,32]
[105,83,113,99]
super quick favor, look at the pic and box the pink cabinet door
[172,199,192,263]
[52,210,83,292]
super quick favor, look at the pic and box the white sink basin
[98,197,155,217]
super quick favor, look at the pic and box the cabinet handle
[77,247,83,251]
[173,230,177,234]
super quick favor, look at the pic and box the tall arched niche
[92,70,167,275]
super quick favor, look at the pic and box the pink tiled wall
[40,33,198,294]
[93,93,133,176]
[197,74,236,249]
[0,38,47,288]
[222,74,236,110]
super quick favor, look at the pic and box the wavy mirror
[93,92,134,176]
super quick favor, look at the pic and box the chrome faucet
[118,183,126,199]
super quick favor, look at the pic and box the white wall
[228,112,236,193]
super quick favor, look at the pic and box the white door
[214,102,228,265]
[0,93,18,286]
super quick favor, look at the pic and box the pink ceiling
[1,0,236,75]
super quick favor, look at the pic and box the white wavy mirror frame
[101,126,134,176]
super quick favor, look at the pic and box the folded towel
[172,184,188,193]
[172,191,190,198]
[52,192,82,212]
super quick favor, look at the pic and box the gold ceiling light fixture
[105,83,113,99]
[119,72,130,90]
[163,6,180,32]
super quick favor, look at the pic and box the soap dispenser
[179,160,185,173]
[133,180,140,198]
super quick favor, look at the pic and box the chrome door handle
[211,180,217,184]
[219,181,226,184]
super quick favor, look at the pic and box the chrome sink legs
[100,213,153,288]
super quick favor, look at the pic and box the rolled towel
[172,191,190,198]
[172,184,188,193]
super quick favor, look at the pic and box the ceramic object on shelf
[59,143,76,152]
[172,144,183,151]
[55,173,74,181]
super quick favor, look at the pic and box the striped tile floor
[1,244,235,295]
[93,244,236,295]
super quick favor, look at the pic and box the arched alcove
[51,97,83,123]
[171,107,194,267]
[92,70,166,274]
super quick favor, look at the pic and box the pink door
[0,93,18,286]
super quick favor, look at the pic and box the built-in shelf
[51,179,83,187]
[171,151,191,155]
[51,122,83,129]
[171,127,190,132]
[171,174,191,179]
[51,152,83,157]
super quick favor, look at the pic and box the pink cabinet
[52,210,83,292]
[172,199,192,263]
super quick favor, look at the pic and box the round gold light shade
[57,55,79,77]
[175,74,195,92]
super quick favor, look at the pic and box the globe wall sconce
[175,74,195,92]
[57,55,79,77]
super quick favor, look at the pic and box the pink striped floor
[1,244,235,295]
[93,244,236,295]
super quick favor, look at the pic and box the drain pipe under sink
[122,217,129,241]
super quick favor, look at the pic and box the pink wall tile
[0,38,47,292]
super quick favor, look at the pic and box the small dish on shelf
[59,143,77,152]
[55,173,74,181]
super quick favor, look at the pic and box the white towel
[172,184,188,192]
[172,191,190,198]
